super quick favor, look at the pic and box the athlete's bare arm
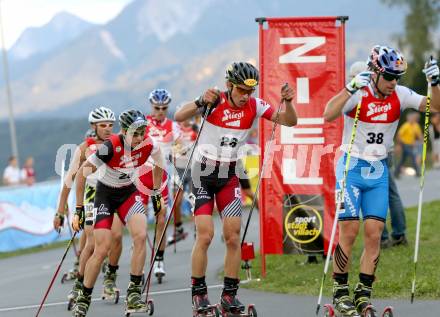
[175,88,220,122]
[53,142,87,230]
[151,148,165,190]
[75,160,97,208]
[270,84,297,126]
[418,84,440,113]
[324,89,353,122]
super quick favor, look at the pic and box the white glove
[345,71,373,94]
[423,58,439,86]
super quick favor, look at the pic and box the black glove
[151,191,162,216]
[75,206,85,230]
[194,94,220,116]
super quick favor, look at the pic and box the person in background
[3,156,22,186]
[395,111,422,178]
[21,156,35,186]
[429,112,440,168]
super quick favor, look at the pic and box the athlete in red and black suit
[72,110,164,316]
[175,62,297,314]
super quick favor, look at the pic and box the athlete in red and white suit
[72,110,164,315]
[175,62,298,313]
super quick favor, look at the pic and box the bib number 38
[366,132,384,144]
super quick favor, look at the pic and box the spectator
[3,156,22,186]
[21,156,35,186]
[395,111,422,178]
[430,113,440,168]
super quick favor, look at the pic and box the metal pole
[0,0,19,163]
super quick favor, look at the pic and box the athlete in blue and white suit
[323,46,440,315]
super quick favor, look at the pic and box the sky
[0,0,132,49]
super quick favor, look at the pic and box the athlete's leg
[192,215,215,276]
[222,216,241,278]
[84,229,112,288]
[108,214,123,266]
[78,225,94,277]
[127,213,148,275]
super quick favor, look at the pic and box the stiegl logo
[222,109,244,122]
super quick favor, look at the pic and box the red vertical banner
[258,17,346,276]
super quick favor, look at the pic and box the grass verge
[240,200,440,299]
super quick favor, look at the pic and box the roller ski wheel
[247,305,257,317]
[67,297,75,311]
[360,305,377,317]
[61,270,76,284]
[124,299,154,316]
[153,261,165,284]
[192,294,218,317]
[323,304,335,317]
[101,288,120,304]
[381,306,393,317]
[219,295,248,317]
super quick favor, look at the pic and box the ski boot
[67,278,83,311]
[219,292,257,316]
[153,258,166,284]
[72,289,91,317]
[101,267,120,304]
[192,293,219,317]
[124,281,154,316]
[354,282,377,317]
[167,226,188,246]
[62,259,79,284]
[324,282,360,317]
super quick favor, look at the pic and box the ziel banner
[257,16,346,276]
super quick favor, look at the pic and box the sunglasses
[97,123,113,128]
[382,73,401,82]
[233,84,256,96]
[154,106,168,111]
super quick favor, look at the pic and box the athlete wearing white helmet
[324,46,440,316]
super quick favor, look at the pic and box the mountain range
[0,0,409,120]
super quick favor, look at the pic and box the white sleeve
[396,85,424,111]
[172,121,182,140]
[342,89,363,114]
[255,98,274,119]
[150,137,159,155]
[3,167,10,179]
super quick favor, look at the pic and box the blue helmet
[367,45,407,75]
[149,89,172,105]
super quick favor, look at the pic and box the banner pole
[256,16,267,278]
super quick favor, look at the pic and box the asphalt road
[0,169,439,317]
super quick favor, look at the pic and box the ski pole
[411,61,433,303]
[316,102,361,315]
[35,233,77,317]
[240,83,288,247]
[142,100,214,301]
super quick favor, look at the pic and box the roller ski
[219,293,257,317]
[153,258,166,284]
[61,259,79,284]
[67,278,83,311]
[323,282,360,317]
[354,282,381,317]
[124,281,154,316]
[101,268,120,304]
[192,294,220,317]
[166,227,188,246]
[72,289,91,317]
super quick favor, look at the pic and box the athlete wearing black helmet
[175,62,297,316]
[72,109,165,316]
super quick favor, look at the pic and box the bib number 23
[220,136,238,148]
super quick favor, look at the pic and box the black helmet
[119,110,147,130]
[225,62,259,87]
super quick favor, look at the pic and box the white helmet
[88,106,116,123]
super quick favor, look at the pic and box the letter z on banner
[257,17,346,276]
